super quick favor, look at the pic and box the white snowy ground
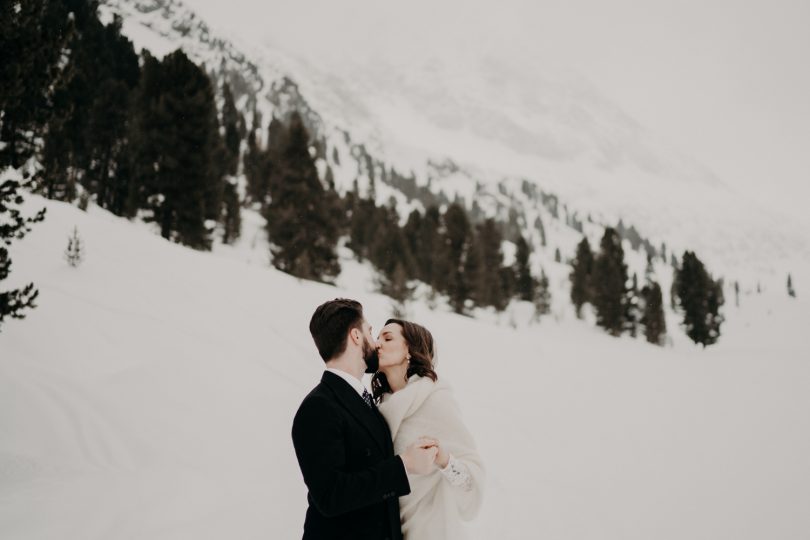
[1,195,809,539]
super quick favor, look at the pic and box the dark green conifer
[640,281,666,345]
[221,82,240,176]
[514,235,536,302]
[420,206,444,288]
[1,178,46,330]
[243,111,265,207]
[221,180,241,244]
[1,0,74,168]
[64,226,84,267]
[443,203,472,313]
[265,112,339,280]
[129,50,222,250]
[569,237,594,318]
[591,227,629,336]
[472,219,508,310]
[674,251,724,346]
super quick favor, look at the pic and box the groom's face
[360,321,379,374]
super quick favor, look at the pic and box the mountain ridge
[99,0,810,289]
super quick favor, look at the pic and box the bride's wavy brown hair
[372,318,438,402]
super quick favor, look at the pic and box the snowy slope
[2,189,809,539]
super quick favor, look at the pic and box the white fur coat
[378,375,485,540]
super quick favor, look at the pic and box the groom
[292,298,438,540]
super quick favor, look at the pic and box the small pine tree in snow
[64,227,84,267]
[787,274,796,298]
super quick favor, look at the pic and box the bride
[373,318,485,540]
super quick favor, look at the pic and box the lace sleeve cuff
[439,453,473,491]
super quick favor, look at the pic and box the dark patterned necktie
[361,388,375,409]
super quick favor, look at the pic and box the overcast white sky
[185,0,810,222]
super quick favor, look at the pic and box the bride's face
[376,323,409,369]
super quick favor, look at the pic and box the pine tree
[38,9,139,208]
[640,280,666,346]
[379,261,412,313]
[0,0,75,169]
[554,247,562,263]
[533,267,552,319]
[707,277,724,343]
[79,14,139,210]
[734,280,740,307]
[64,226,84,267]
[420,206,444,288]
[129,50,223,250]
[591,227,629,336]
[1,178,46,330]
[570,237,594,318]
[265,112,339,280]
[402,209,423,267]
[369,205,415,291]
[535,216,547,247]
[514,234,535,301]
[787,274,796,298]
[264,116,286,197]
[499,265,516,305]
[670,258,681,310]
[674,251,724,347]
[443,203,472,313]
[221,179,241,244]
[243,111,265,207]
[221,82,240,176]
[371,205,415,304]
[473,219,508,310]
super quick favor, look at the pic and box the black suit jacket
[292,370,411,540]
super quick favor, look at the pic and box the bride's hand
[416,436,449,468]
[429,438,449,469]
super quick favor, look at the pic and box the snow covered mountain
[99,0,809,293]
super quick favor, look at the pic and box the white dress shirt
[325,367,366,398]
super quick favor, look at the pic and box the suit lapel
[322,371,388,453]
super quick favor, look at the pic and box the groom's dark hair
[309,298,365,361]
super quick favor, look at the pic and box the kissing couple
[291,298,485,539]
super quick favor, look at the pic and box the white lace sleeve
[439,453,473,491]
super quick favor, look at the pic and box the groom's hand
[400,438,438,475]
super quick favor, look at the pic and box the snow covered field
[2,196,809,539]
